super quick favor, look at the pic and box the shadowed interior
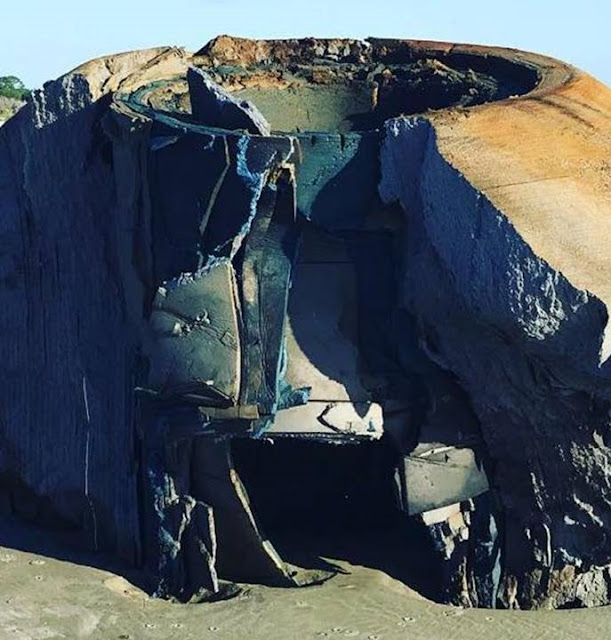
[231,437,443,600]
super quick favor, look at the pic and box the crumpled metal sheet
[146,260,241,406]
[187,67,271,136]
[397,444,490,516]
[139,72,389,438]
[130,64,492,597]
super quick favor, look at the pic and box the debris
[187,67,271,135]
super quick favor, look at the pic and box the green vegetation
[0,76,30,100]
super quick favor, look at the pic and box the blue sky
[2,0,610,88]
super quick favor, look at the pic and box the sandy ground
[0,518,610,640]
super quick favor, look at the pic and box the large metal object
[2,35,611,609]
[123,48,498,594]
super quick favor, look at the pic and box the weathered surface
[187,67,271,135]
[0,45,192,571]
[1,35,611,610]
[380,69,611,608]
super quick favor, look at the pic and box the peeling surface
[1,35,611,611]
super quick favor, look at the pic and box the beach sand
[0,517,609,640]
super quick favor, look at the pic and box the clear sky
[1,0,610,89]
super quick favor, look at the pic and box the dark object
[2,36,611,611]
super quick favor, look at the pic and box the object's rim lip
[111,34,575,138]
[117,82,382,140]
[66,36,577,100]
[192,35,576,95]
[64,36,578,138]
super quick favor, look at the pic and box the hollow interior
[135,49,539,134]
[231,436,443,600]
[227,57,538,133]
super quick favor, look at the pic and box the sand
[0,517,609,640]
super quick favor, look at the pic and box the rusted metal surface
[2,35,611,609]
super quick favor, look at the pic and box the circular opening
[127,43,541,135]
[220,56,538,133]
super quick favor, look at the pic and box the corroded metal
[2,35,611,610]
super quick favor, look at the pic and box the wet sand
[0,517,609,640]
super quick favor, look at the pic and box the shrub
[0,76,30,101]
